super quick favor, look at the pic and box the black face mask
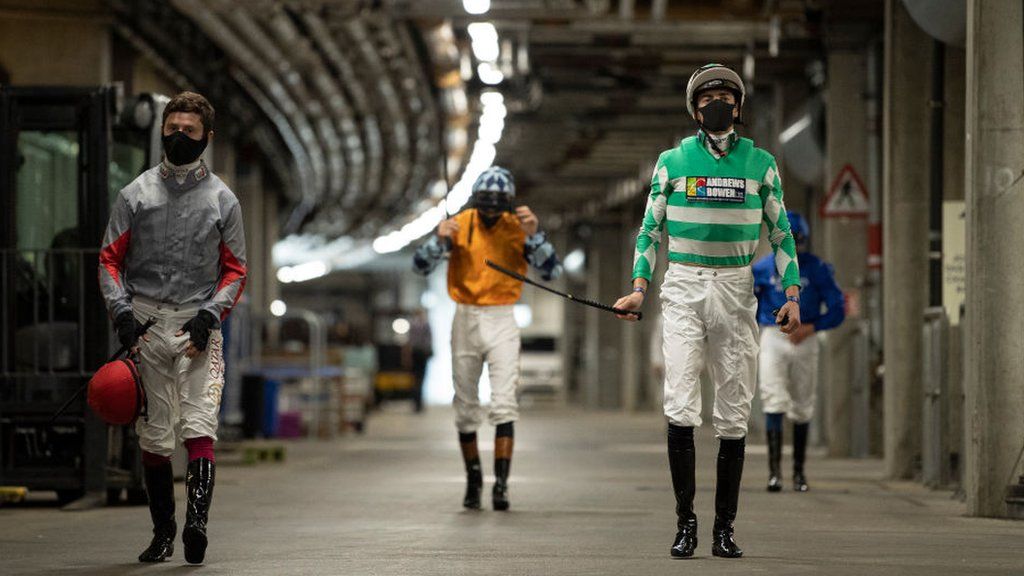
[697,99,736,133]
[478,211,502,228]
[472,191,513,214]
[162,131,209,166]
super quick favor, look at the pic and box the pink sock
[184,436,215,462]
[142,451,171,468]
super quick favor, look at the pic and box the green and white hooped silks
[635,134,799,438]
[632,134,799,287]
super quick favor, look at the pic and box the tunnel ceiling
[111,0,880,244]
[110,0,453,239]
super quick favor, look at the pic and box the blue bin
[262,379,280,438]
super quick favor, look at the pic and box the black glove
[180,310,219,352]
[115,311,146,350]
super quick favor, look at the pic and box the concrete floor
[2,406,1024,576]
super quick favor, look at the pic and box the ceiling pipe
[341,18,413,222]
[363,17,493,240]
[263,7,348,207]
[217,7,331,203]
[231,71,317,232]
[136,0,473,242]
[619,0,635,20]
[396,23,443,216]
[172,0,326,223]
[651,0,668,22]
[109,1,296,201]
[292,10,365,215]
[301,11,381,215]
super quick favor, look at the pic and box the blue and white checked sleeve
[524,231,563,281]
[412,235,450,276]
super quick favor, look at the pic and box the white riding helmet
[685,63,746,120]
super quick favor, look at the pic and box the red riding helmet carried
[87,358,146,425]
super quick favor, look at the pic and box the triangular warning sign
[821,164,870,218]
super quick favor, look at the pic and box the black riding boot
[712,437,745,559]
[138,461,176,562]
[182,458,215,564]
[766,428,783,492]
[792,422,809,492]
[459,432,483,510]
[667,424,698,558]
[493,458,511,511]
[493,422,514,511]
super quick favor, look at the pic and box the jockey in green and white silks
[614,63,803,561]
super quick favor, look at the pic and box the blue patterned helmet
[472,166,515,195]
[787,211,809,243]
[471,166,515,212]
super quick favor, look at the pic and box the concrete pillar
[620,209,642,412]
[237,162,267,314]
[582,224,605,408]
[821,48,870,457]
[211,138,237,189]
[563,274,585,403]
[557,228,584,404]
[640,244,666,412]
[131,56,179,96]
[583,216,628,409]
[943,49,966,205]
[963,0,1024,518]
[264,183,282,311]
[882,0,932,479]
[943,46,967,486]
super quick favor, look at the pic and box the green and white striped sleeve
[759,159,800,289]
[632,154,669,281]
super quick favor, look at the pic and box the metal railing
[1,248,104,381]
[0,248,115,496]
[922,306,955,487]
[849,319,872,458]
[236,309,338,440]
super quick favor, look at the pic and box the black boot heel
[138,461,176,563]
[183,458,215,564]
[767,428,783,492]
[492,459,510,511]
[464,469,483,509]
[793,422,810,492]
[711,520,744,558]
[713,437,746,559]
[667,424,697,557]
[671,516,698,558]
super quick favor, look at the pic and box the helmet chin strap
[696,119,730,156]
[693,96,742,156]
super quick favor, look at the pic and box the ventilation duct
[777,97,825,187]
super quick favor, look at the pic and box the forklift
[0,85,168,507]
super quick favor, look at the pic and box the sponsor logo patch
[685,176,747,203]
[207,333,225,405]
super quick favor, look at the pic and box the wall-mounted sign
[821,164,870,218]
[943,201,966,326]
